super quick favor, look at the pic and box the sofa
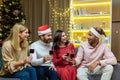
[0,47,120,80]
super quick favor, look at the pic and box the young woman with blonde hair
[0,23,37,80]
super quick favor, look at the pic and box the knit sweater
[30,40,54,66]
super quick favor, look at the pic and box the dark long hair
[53,30,69,50]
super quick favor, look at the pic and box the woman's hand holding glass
[62,53,76,65]
[62,53,69,60]
[23,56,32,67]
[68,58,76,65]
[62,53,74,65]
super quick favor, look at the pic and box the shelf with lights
[73,15,110,19]
[70,0,111,48]
[71,30,110,33]
[71,30,110,45]
[72,1,110,6]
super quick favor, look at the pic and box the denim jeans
[35,66,58,80]
[4,67,37,80]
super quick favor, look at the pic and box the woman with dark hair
[53,30,77,80]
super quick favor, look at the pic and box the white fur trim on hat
[38,28,51,35]
[90,27,101,38]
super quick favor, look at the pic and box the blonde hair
[4,23,28,51]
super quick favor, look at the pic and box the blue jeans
[4,67,37,80]
[35,66,58,80]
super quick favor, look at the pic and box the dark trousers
[35,66,58,80]
[4,67,37,80]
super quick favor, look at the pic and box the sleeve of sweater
[75,44,84,66]
[2,43,20,74]
[53,50,65,66]
[30,45,44,66]
[100,44,117,66]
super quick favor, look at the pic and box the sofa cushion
[88,74,101,80]
[0,61,2,70]
[0,47,2,69]
[0,77,20,80]
[111,63,120,80]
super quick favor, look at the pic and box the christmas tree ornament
[13,10,19,16]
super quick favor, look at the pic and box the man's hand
[44,55,53,62]
[49,66,56,71]
[88,61,100,73]
[24,56,32,64]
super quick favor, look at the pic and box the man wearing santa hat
[29,25,58,80]
[75,27,117,80]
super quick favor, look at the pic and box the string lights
[48,0,70,17]
[48,0,71,37]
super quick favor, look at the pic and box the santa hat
[38,25,51,35]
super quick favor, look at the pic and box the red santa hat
[38,25,51,35]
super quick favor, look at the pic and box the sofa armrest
[0,47,2,69]
[111,63,120,80]
[0,77,20,80]
[88,63,120,80]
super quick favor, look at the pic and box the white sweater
[30,40,54,66]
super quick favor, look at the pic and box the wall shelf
[70,0,111,48]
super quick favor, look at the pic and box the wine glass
[49,50,53,55]
[70,54,74,59]
[29,49,34,56]
[66,53,69,56]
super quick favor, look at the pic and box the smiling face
[88,31,98,46]
[60,32,67,44]
[40,32,52,43]
[19,28,29,41]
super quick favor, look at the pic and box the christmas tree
[0,0,26,41]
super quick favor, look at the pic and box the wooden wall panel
[111,23,120,61]
[0,0,1,4]
[112,0,120,61]
[112,7,120,21]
